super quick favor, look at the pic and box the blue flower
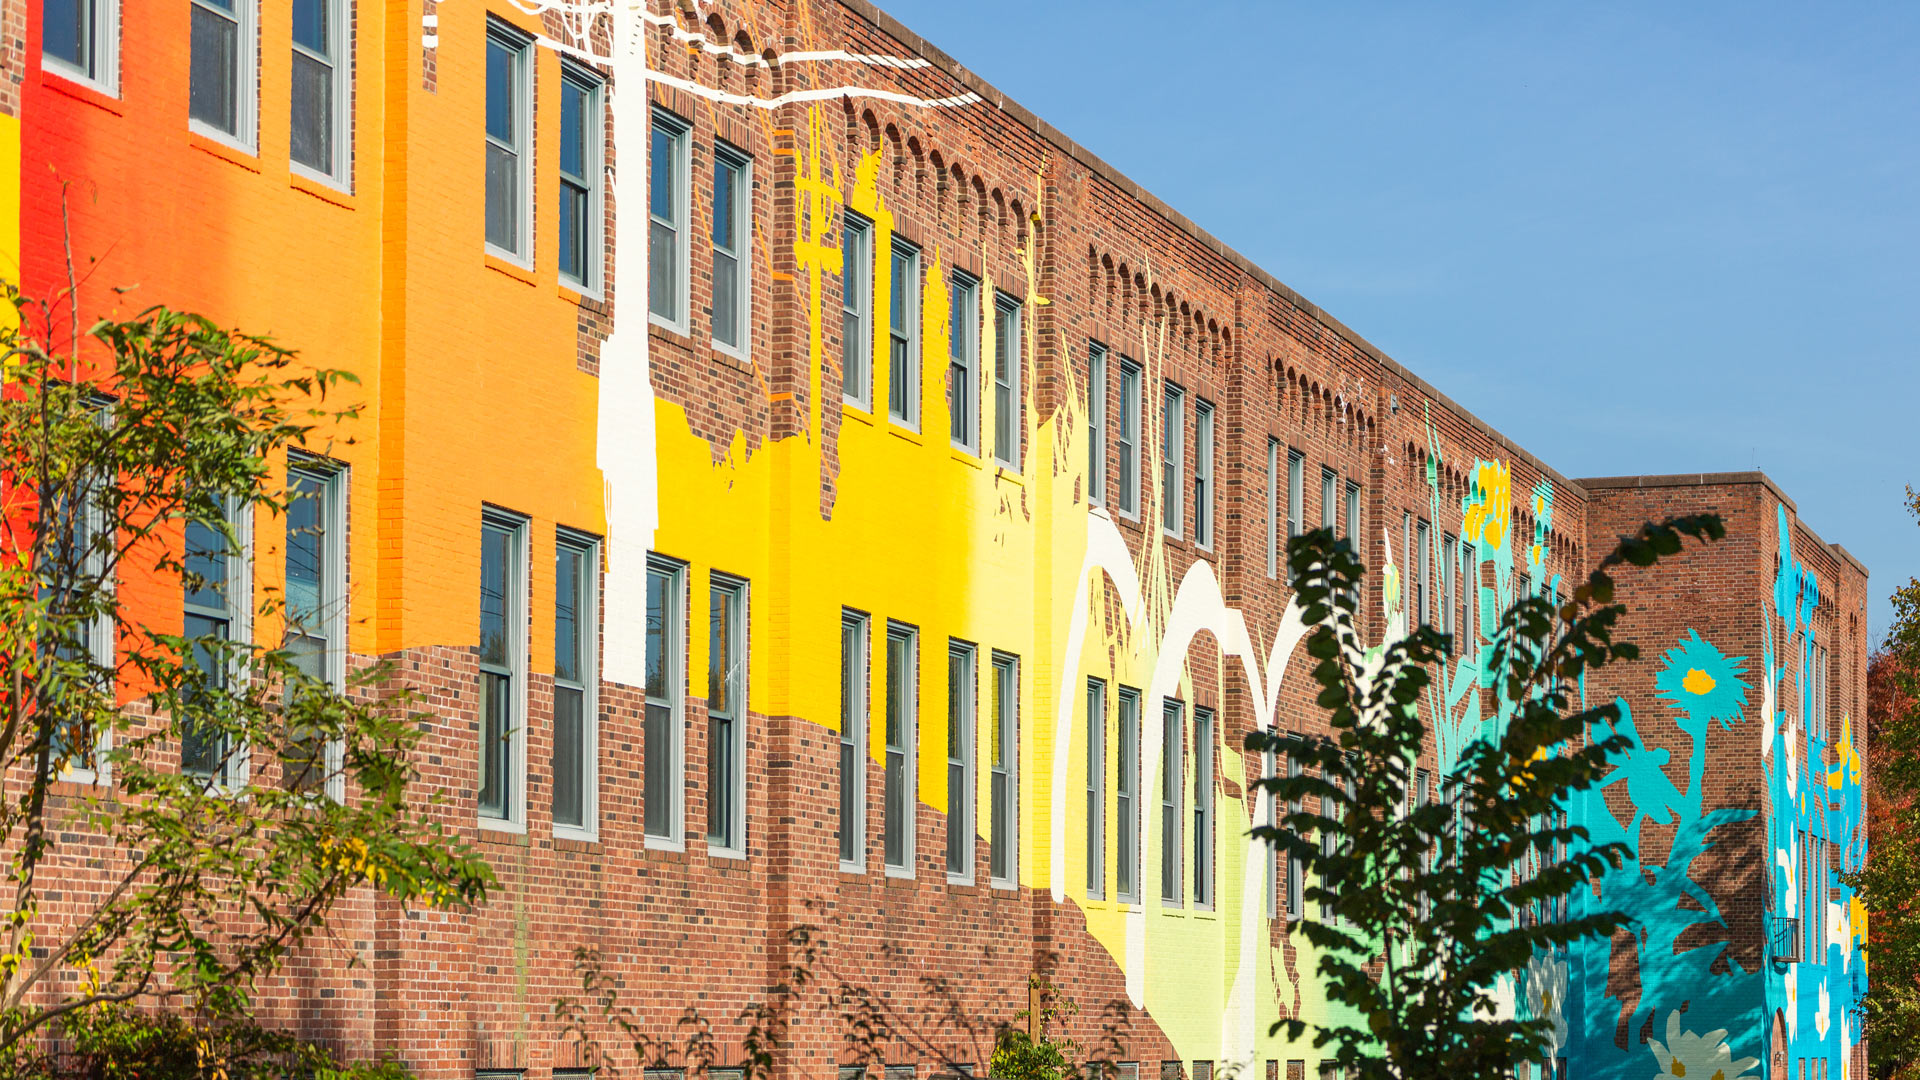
[1655,630,1750,734]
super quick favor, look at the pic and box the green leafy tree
[1845,488,1920,1080]
[0,288,492,1065]
[1248,517,1724,1080]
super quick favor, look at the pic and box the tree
[0,286,493,1070]
[1845,488,1920,1080]
[1247,517,1725,1080]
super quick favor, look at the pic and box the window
[947,641,976,880]
[1286,450,1304,580]
[291,0,348,184]
[1345,482,1361,546]
[839,611,869,870]
[1161,698,1184,905]
[884,623,918,874]
[947,271,979,450]
[1320,468,1337,532]
[42,431,113,783]
[841,212,873,408]
[1318,777,1336,920]
[1285,748,1303,921]
[1262,748,1277,919]
[1416,769,1433,918]
[1461,542,1477,649]
[1441,534,1458,645]
[707,575,747,854]
[559,65,605,290]
[484,24,533,259]
[42,0,118,92]
[1192,706,1214,908]
[644,556,686,843]
[553,531,598,835]
[1266,440,1279,578]
[1118,359,1142,518]
[710,143,751,349]
[182,499,246,787]
[1416,520,1432,629]
[190,0,256,147]
[283,462,344,795]
[479,513,528,825]
[1087,343,1108,505]
[990,652,1019,886]
[648,109,694,327]
[1086,678,1107,898]
[889,239,921,426]
[1194,401,1214,549]
[1116,687,1141,903]
[1161,385,1184,536]
[993,295,1023,468]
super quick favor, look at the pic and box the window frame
[289,0,351,189]
[947,270,980,452]
[181,497,252,790]
[1161,383,1185,538]
[188,0,258,151]
[1193,400,1214,549]
[839,610,870,872]
[1286,450,1304,582]
[478,509,530,831]
[1285,747,1304,922]
[1192,705,1214,909]
[551,529,600,841]
[992,294,1023,470]
[42,0,119,96]
[647,107,693,330]
[1441,533,1458,646]
[643,554,688,849]
[1086,343,1108,505]
[946,640,977,883]
[1116,686,1142,905]
[1416,519,1432,629]
[1265,439,1279,578]
[1320,468,1337,533]
[283,457,347,801]
[1085,677,1107,899]
[1117,358,1143,519]
[483,21,534,264]
[1160,697,1184,907]
[706,572,748,857]
[883,621,919,877]
[709,140,752,353]
[887,237,922,429]
[990,651,1020,889]
[47,406,116,786]
[558,62,607,294]
[840,210,874,410]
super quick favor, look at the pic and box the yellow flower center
[1683,668,1716,695]
[1713,1071,1725,1080]
[1674,1061,1686,1077]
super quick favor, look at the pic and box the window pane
[292,0,326,54]
[286,473,324,626]
[644,567,676,838]
[479,669,510,817]
[1117,691,1138,899]
[290,50,333,173]
[1162,701,1181,902]
[189,4,239,134]
[486,38,515,142]
[183,518,227,610]
[486,142,517,252]
[713,249,739,348]
[479,526,510,669]
[44,0,88,72]
[649,123,679,320]
[555,547,581,682]
[946,647,971,876]
[884,630,912,868]
[842,221,867,403]
[712,158,736,249]
[553,684,584,827]
[560,182,586,284]
[839,618,862,864]
[708,585,739,846]
[561,80,587,180]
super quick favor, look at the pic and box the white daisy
[1649,1010,1760,1080]
[1815,979,1831,1040]
[1523,953,1570,1056]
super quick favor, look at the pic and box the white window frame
[1118,358,1142,519]
[706,573,748,857]
[1462,542,1477,649]
[1286,450,1305,580]
[840,211,873,410]
[1261,748,1277,920]
[552,529,600,842]
[289,0,351,188]
[1321,468,1338,533]
[484,22,534,264]
[947,270,979,452]
[887,237,921,430]
[883,621,918,877]
[49,405,115,787]
[41,0,119,96]
[946,640,976,883]
[1416,519,1432,629]
[1161,383,1185,538]
[1160,697,1184,907]
[647,107,692,330]
[1116,686,1141,905]
[1265,439,1279,578]
[1086,677,1107,899]
[992,294,1023,470]
[1192,705,1214,909]
[1441,533,1458,645]
[1285,747,1304,922]
[558,62,606,294]
[710,141,751,354]
[990,651,1020,889]
[284,457,347,802]
[1087,343,1108,505]
[1194,400,1214,549]
[643,554,687,849]
[188,0,258,152]
[839,610,869,873]
[181,497,253,791]
[478,510,529,832]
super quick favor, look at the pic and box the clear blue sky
[882,0,1916,644]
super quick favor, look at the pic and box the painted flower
[1826,714,1862,792]
[1815,979,1831,1040]
[1784,975,1800,1040]
[1649,1010,1760,1080]
[1655,630,1751,734]
[1464,460,1511,551]
[1523,952,1570,1056]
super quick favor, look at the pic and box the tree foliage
[0,289,492,1061]
[1248,517,1724,1080]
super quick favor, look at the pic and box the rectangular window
[947,641,976,880]
[1262,748,1277,919]
[558,66,606,290]
[1441,534,1458,646]
[1345,483,1361,545]
[1086,678,1107,898]
[841,212,873,409]
[1116,686,1141,903]
[1266,439,1280,578]
[1416,520,1432,628]
[990,652,1019,887]
[1194,401,1214,549]
[291,0,348,184]
[888,239,921,426]
[1161,384,1185,536]
[553,531,599,835]
[1161,698,1184,905]
[644,556,686,843]
[1286,450,1304,580]
[190,0,255,147]
[479,513,528,825]
[947,271,979,450]
[1319,778,1337,920]
[884,623,918,874]
[1087,343,1108,505]
[1192,706,1214,908]
[484,25,533,259]
[182,499,245,787]
[710,143,751,349]
[993,295,1023,469]
[282,462,344,795]
[1285,748,1304,921]
[42,0,118,92]
[649,109,693,325]
[1462,542,1477,650]
[1320,468,1337,532]
[707,575,747,854]
[839,611,869,869]
[1118,359,1142,518]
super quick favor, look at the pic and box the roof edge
[1578,472,1867,580]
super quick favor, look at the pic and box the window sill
[289,171,354,209]
[712,340,753,369]
[838,860,867,876]
[888,424,923,447]
[648,313,693,339]
[841,403,876,427]
[708,843,747,862]
[990,879,1020,895]
[478,819,529,844]
[884,865,916,882]
[950,445,982,468]
[945,873,977,889]
[560,279,605,305]
[994,464,1025,487]
[553,825,599,847]
[644,834,686,854]
[485,252,538,286]
[42,70,123,114]
[189,131,262,173]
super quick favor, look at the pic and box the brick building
[7,0,1869,1078]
